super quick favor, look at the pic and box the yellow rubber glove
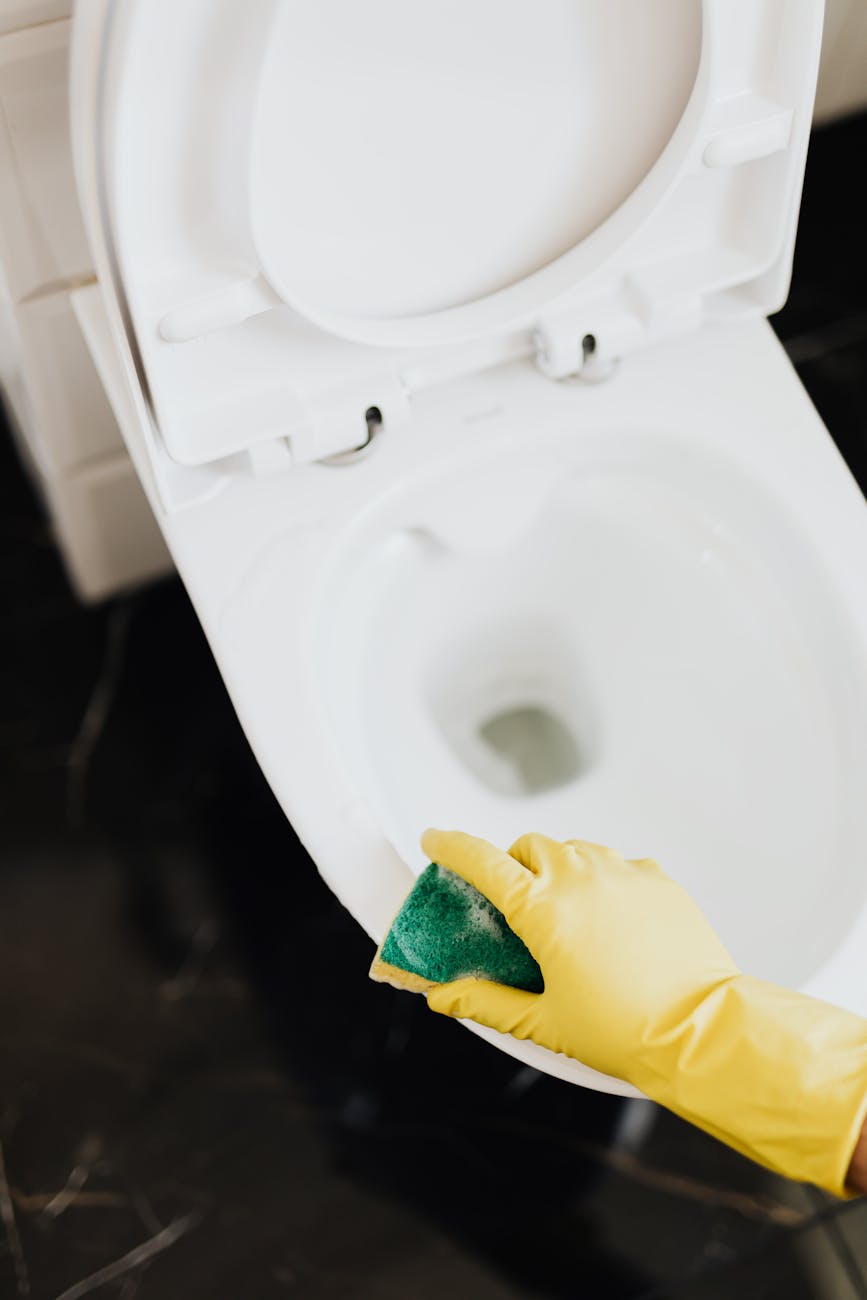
[422,829,867,1196]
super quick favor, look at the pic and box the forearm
[848,1119,867,1194]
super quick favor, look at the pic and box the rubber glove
[422,829,867,1196]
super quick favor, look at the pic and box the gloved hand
[422,829,867,1196]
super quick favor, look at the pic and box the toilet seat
[68,0,867,1096]
[75,0,823,487]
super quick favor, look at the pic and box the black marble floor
[2,112,867,1300]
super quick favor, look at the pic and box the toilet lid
[80,0,824,474]
[248,2,702,329]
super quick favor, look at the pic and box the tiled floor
[1,113,867,1299]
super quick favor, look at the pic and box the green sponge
[369,862,543,995]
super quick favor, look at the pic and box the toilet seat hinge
[533,313,629,383]
[318,405,385,467]
[284,373,410,467]
[533,290,703,382]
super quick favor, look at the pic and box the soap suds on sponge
[369,863,544,995]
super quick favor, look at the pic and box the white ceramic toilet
[51,0,867,1095]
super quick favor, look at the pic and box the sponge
[369,862,544,995]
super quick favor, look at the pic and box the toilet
[25,0,867,1094]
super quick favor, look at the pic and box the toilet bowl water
[318,427,867,992]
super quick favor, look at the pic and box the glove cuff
[632,974,867,1196]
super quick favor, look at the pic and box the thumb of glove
[427,976,539,1039]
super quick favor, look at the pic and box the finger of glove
[628,855,668,878]
[562,839,628,875]
[508,832,567,881]
[421,829,534,923]
[427,976,539,1037]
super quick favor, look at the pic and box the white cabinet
[0,17,171,600]
[0,1,69,37]
[0,22,93,300]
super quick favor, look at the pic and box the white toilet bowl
[180,319,866,1095]
[65,0,867,1094]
